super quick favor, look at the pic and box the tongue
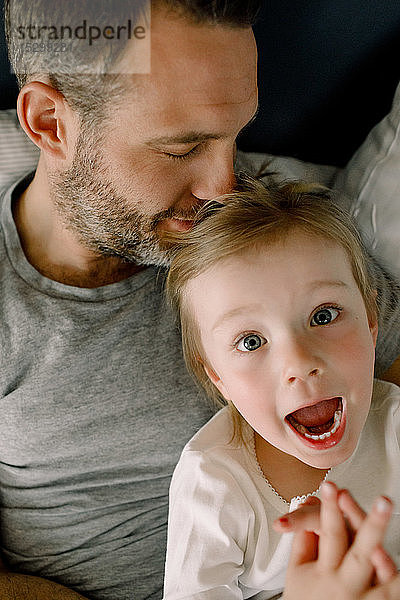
[289,397,339,427]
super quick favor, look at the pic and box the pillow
[333,80,400,280]
[0,109,39,190]
[236,150,338,187]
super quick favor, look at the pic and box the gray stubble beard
[49,130,174,268]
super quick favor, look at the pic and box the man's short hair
[4,0,262,123]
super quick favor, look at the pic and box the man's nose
[281,338,324,385]
[191,144,236,201]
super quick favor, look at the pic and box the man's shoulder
[0,176,17,264]
[0,171,34,252]
[0,170,34,214]
[0,109,39,191]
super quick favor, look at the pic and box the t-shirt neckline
[1,173,158,302]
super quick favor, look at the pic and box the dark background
[1,1,400,166]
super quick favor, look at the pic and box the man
[1,1,400,599]
[0,1,260,598]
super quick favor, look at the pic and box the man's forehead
[112,6,258,138]
[152,20,256,76]
[120,6,257,91]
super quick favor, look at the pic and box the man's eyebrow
[145,108,260,147]
[145,132,221,146]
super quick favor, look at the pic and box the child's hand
[281,482,400,600]
[274,483,397,585]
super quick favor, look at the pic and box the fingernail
[278,516,289,526]
[374,496,392,514]
[321,481,336,499]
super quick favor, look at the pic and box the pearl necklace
[250,432,331,506]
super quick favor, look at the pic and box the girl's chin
[294,438,356,471]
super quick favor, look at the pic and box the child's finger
[338,488,366,531]
[338,489,397,584]
[286,528,318,569]
[364,573,400,600]
[371,546,398,584]
[317,481,349,570]
[340,496,393,592]
[272,496,321,533]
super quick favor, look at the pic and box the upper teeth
[303,408,342,440]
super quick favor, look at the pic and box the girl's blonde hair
[165,176,377,443]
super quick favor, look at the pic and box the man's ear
[17,81,76,160]
[203,363,230,402]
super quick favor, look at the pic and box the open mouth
[285,397,345,448]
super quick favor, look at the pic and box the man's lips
[159,217,194,232]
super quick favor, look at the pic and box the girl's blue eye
[311,307,340,326]
[236,334,265,352]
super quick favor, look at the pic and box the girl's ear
[203,363,230,402]
[369,318,378,347]
[369,290,378,347]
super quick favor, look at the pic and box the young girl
[163,176,400,599]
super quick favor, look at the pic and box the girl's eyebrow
[211,281,349,332]
[212,304,262,332]
[307,280,349,292]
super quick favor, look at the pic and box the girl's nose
[281,339,324,385]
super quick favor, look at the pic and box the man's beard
[49,131,198,268]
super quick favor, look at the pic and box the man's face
[51,9,258,266]
[186,232,378,471]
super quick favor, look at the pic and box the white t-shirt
[164,379,400,600]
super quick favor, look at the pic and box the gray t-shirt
[0,174,400,600]
[0,174,215,600]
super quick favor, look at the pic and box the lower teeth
[302,409,342,440]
